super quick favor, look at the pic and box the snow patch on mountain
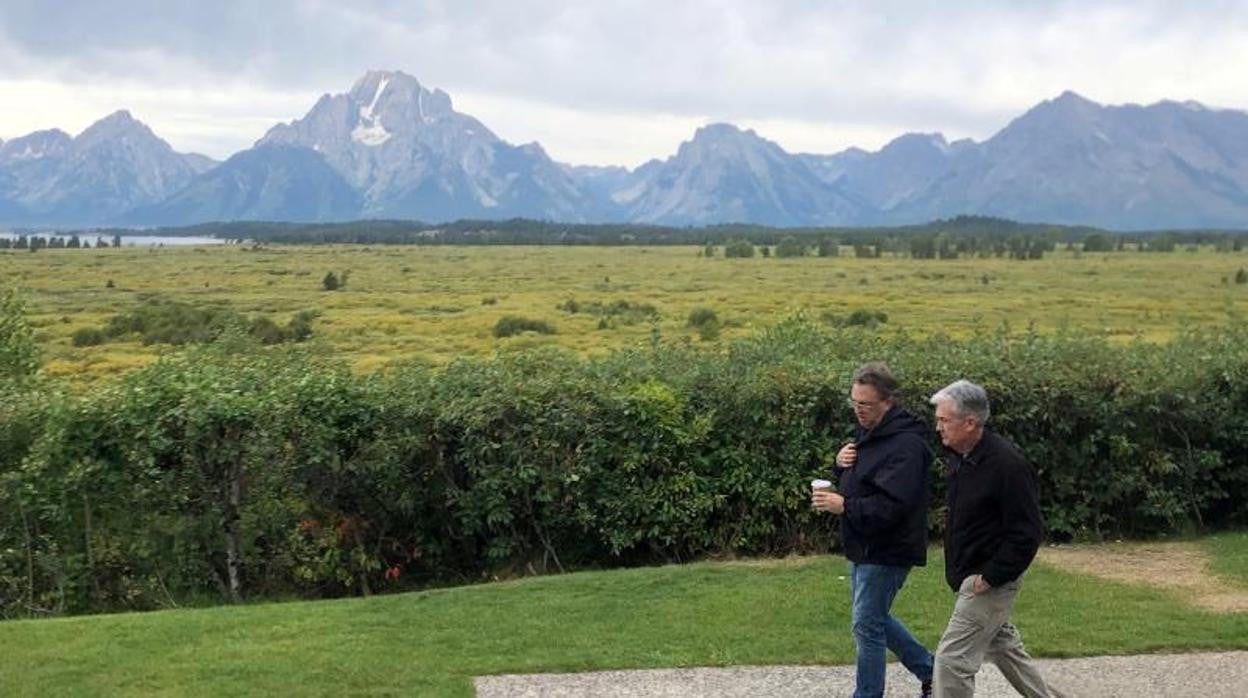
[611,181,647,205]
[417,91,436,125]
[9,145,44,161]
[351,76,392,146]
[351,123,390,146]
[473,186,499,208]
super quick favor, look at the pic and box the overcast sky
[2,1,1246,167]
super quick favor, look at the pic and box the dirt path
[1037,541,1248,613]
[479,544,1248,695]
[475,650,1248,697]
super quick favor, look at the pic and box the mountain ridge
[5,78,1248,230]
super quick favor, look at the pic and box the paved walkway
[475,650,1248,697]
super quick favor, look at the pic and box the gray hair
[930,380,990,424]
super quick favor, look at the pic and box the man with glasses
[929,380,1063,698]
[812,362,934,698]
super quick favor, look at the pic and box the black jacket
[832,406,931,567]
[942,429,1044,591]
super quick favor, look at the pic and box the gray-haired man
[929,380,1063,698]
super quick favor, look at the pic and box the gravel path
[475,650,1248,697]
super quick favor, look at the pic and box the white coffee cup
[811,479,833,491]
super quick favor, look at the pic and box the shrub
[249,317,286,345]
[322,272,340,291]
[71,327,107,347]
[6,318,1248,617]
[493,316,556,338]
[562,299,658,326]
[845,309,888,327]
[724,239,755,258]
[1082,233,1113,252]
[697,321,720,341]
[1236,268,1247,285]
[76,301,315,348]
[286,311,317,342]
[822,309,888,328]
[0,289,40,379]
[686,307,718,328]
[686,307,721,341]
[113,301,223,345]
[1146,236,1176,252]
[775,236,806,258]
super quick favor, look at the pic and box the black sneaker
[921,680,933,698]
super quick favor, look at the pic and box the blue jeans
[849,562,934,698]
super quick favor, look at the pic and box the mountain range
[4,70,1248,230]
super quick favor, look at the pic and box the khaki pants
[933,575,1064,697]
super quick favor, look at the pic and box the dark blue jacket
[832,406,931,567]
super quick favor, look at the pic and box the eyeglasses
[846,398,883,410]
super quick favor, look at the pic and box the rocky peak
[692,122,750,139]
[72,110,174,158]
[1052,90,1098,107]
[1036,91,1103,124]
[672,123,784,167]
[251,69,585,220]
[879,132,952,156]
[77,110,151,140]
[619,120,865,226]
[685,123,758,147]
[985,91,1110,157]
[0,129,72,164]
[261,69,494,156]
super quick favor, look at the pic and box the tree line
[0,233,123,250]
[21,216,1247,257]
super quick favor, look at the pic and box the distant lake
[0,232,225,247]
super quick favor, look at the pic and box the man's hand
[811,490,845,514]
[836,442,857,469]
[972,575,992,594]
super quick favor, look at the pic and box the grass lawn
[2,545,1246,696]
[1207,529,1248,587]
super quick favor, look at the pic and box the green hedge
[3,318,1248,616]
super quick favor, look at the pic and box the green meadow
[4,243,1247,384]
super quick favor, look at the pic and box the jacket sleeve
[982,456,1043,586]
[832,461,848,485]
[831,430,862,485]
[843,434,927,532]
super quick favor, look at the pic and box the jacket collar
[948,427,992,470]
[858,404,903,444]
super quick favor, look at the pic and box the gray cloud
[3,1,1247,163]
